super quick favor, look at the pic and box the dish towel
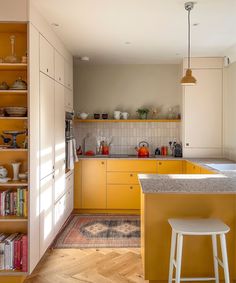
[72,138,78,162]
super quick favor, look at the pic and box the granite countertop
[138,158,236,194]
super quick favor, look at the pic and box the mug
[121,112,129,120]
[114,111,121,120]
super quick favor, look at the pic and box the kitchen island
[139,160,236,283]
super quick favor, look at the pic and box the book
[21,235,28,272]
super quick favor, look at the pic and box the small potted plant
[136,108,150,119]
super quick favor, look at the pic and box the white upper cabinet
[182,58,223,157]
[40,73,55,179]
[40,35,55,79]
[55,50,65,85]
[64,60,73,90]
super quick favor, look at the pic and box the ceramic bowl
[80,113,89,120]
[5,107,27,117]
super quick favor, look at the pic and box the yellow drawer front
[200,167,214,174]
[157,160,183,174]
[107,172,139,184]
[107,185,140,209]
[185,161,201,174]
[107,160,157,172]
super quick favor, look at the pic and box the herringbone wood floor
[24,248,148,283]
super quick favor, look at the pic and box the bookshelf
[0,23,28,277]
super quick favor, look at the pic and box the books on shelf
[0,233,27,272]
[0,188,28,217]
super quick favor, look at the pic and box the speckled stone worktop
[138,158,236,194]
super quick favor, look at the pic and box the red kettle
[135,141,150,157]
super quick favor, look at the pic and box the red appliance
[135,141,150,157]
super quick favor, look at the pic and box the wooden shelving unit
[0,23,28,277]
[74,118,181,123]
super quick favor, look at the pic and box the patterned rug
[54,214,140,248]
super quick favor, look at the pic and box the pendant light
[181,2,197,86]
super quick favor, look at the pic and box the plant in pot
[137,108,150,120]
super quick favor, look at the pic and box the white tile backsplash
[74,121,181,155]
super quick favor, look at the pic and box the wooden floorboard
[24,248,148,283]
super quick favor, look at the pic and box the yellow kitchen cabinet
[185,161,201,174]
[157,160,183,174]
[74,161,82,209]
[107,185,140,209]
[107,160,157,172]
[81,159,107,209]
[107,172,139,184]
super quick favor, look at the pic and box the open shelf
[0,216,28,222]
[0,63,27,71]
[0,181,27,187]
[0,148,27,152]
[0,90,27,94]
[0,270,28,276]
[74,119,181,123]
[0,117,27,120]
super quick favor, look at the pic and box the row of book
[0,233,27,271]
[0,188,28,217]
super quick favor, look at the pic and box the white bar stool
[168,218,230,283]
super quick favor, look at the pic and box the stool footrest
[172,277,216,282]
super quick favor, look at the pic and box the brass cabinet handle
[101,161,104,165]
[130,186,133,189]
[159,162,162,165]
[130,174,133,177]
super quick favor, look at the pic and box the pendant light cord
[188,8,191,69]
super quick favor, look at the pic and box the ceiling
[32,0,236,64]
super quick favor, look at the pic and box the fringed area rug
[54,214,140,248]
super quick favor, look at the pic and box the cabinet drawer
[185,161,201,174]
[107,160,157,172]
[107,185,140,209]
[107,172,139,184]
[157,160,183,174]
[200,167,214,174]
[66,173,73,190]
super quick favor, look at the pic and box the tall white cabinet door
[64,60,73,90]
[183,69,222,148]
[40,173,54,257]
[55,50,65,85]
[54,82,66,201]
[40,73,55,180]
[40,35,54,79]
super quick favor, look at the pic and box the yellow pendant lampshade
[181,68,196,86]
[181,2,197,86]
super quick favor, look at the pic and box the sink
[206,163,236,171]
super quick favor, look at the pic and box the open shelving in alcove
[0,22,29,276]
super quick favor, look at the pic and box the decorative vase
[139,113,148,120]
[11,162,21,181]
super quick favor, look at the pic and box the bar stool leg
[212,234,219,283]
[175,233,183,283]
[168,231,177,283]
[220,233,230,283]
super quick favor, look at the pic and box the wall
[223,62,236,161]
[74,121,181,155]
[74,63,181,118]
